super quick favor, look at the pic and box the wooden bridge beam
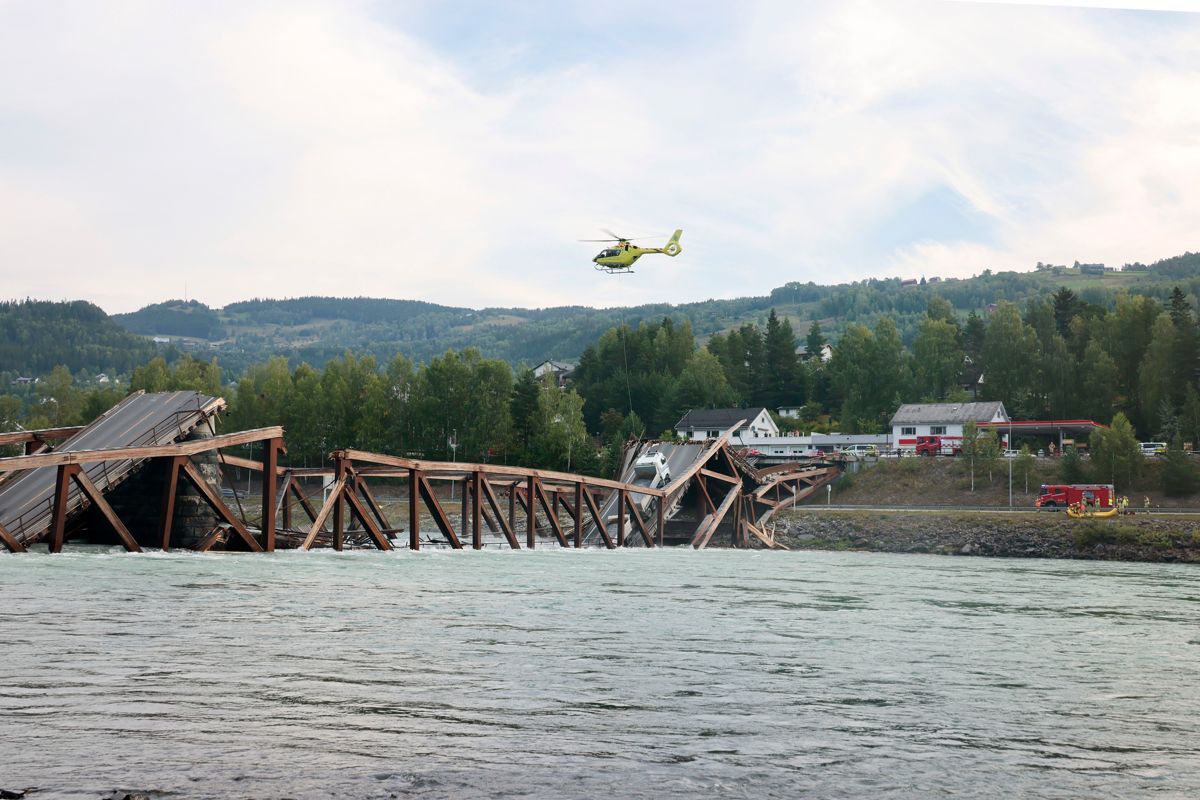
[0,521,25,553]
[580,485,615,549]
[261,437,281,552]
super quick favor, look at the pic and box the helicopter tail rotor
[662,229,683,256]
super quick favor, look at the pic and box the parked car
[1140,441,1167,457]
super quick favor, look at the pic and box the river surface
[1,548,1198,799]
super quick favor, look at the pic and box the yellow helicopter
[582,229,683,273]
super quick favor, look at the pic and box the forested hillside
[113,299,224,339]
[0,300,156,378]
[98,252,1200,378]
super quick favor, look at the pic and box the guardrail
[786,503,1200,515]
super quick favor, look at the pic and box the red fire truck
[1036,483,1114,509]
[914,435,962,456]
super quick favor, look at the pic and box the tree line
[5,279,1200,493]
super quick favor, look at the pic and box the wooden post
[280,474,293,531]
[333,458,346,551]
[49,464,71,553]
[527,476,537,548]
[409,468,420,550]
[657,492,665,547]
[472,471,482,550]
[159,456,183,550]
[461,475,471,548]
[617,488,626,548]
[573,482,583,548]
[261,437,280,552]
[508,483,516,540]
[0,521,25,553]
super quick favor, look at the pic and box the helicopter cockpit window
[598,249,620,258]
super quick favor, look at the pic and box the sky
[1,0,1198,313]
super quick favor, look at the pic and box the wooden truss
[0,428,285,553]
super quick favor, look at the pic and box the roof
[889,401,1008,426]
[978,419,1104,436]
[675,407,768,430]
[534,360,574,372]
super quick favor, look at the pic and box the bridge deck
[0,391,224,547]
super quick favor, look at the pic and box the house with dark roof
[532,360,575,388]
[889,401,1009,451]
[673,407,779,442]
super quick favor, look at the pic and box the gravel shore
[775,509,1200,563]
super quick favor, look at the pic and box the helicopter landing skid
[595,265,634,274]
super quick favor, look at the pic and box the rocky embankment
[776,510,1200,563]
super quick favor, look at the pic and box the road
[0,391,222,545]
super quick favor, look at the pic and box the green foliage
[130,355,221,396]
[113,299,224,339]
[1016,445,1037,494]
[980,302,1038,413]
[1089,412,1142,490]
[913,316,963,400]
[1073,520,1139,548]
[1060,446,1087,483]
[0,300,156,376]
[828,318,908,432]
[1160,437,1198,497]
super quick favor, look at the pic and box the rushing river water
[1,548,1198,799]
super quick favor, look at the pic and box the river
[1,548,1198,798]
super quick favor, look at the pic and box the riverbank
[776,508,1200,563]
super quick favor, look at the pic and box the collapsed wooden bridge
[0,393,840,554]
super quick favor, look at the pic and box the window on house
[901,427,916,436]
[709,430,718,438]
[931,426,947,435]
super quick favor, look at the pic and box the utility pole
[449,429,458,499]
[1008,420,1013,508]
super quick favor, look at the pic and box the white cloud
[0,1,1197,313]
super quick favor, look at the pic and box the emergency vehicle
[1035,483,1114,509]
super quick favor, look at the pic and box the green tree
[925,294,956,324]
[1160,436,1197,497]
[1180,385,1200,449]
[1167,286,1198,406]
[660,349,738,427]
[805,320,827,358]
[828,318,908,432]
[980,302,1038,413]
[1078,339,1118,423]
[1052,287,1081,337]
[1089,412,1141,490]
[762,309,800,408]
[1059,445,1087,483]
[1137,315,1176,435]
[36,365,83,425]
[913,317,963,400]
[528,377,592,473]
[1104,293,1159,428]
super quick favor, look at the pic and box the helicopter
[582,229,683,273]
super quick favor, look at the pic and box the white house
[673,407,779,443]
[532,360,574,387]
[777,405,804,419]
[797,343,833,363]
[889,401,1010,451]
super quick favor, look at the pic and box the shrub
[1073,520,1138,548]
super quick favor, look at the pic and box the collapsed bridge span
[0,400,840,554]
